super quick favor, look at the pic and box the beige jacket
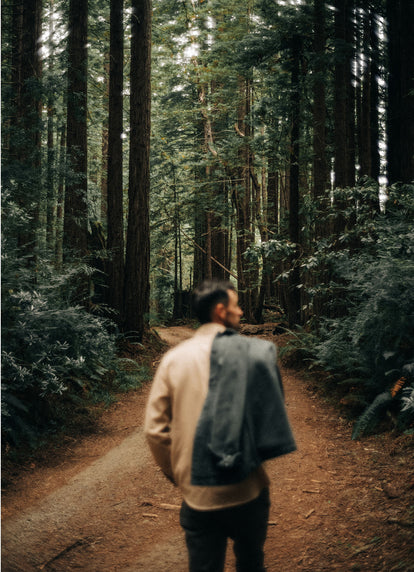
[144,322,269,511]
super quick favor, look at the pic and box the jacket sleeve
[144,358,174,480]
[248,341,296,461]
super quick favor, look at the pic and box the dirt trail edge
[2,326,413,572]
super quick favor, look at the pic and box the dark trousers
[179,487,270,572]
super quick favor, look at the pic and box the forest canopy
[1,0,413,446]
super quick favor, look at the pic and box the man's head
[193,280,243,329]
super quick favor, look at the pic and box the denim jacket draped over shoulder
[191,329,296,486]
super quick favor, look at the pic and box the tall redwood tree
[106,0,125,319]
[124,0,152,339]
[386,0,414,184]
[64,0,88,258]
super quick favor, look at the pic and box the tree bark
[386,0,414,184]
[124,0,151,340]
[369,4,380,183]
[101,55,110,222]
[334,0,355,189]
[312,0,328,237]
[359,5,371,178]
[106,0,125,319]
[9,0,23,158]
[64,0,88,258]
[288,34,302,328]
[46,0,56,252]
[55,125,66,269]
[16,0,43,255]
[345,0,356,188]
[233,76,257,321]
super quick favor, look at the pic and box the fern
[351,391,393,440]
[401,386,414,414]
[352,382,414,440]
[1,249,120,446]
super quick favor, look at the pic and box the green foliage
[273,182,414,436]
[315,255,414,391]
[113,358,151,392]
[278,326,319,367]
[1,216,120,445]
[351,382,414,440]
[401,387,414,414]
[351,391,393,440]
[314,185,414,387]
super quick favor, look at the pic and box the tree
[386,0,414,184]
[287,32,302,327]
[233,74,258,322]
[369,4,381,183]
[124,0,152,340]
[64,0,88,258]
[312,0,328,216]
[12,0,43,256]
[106,0,125,319]
[334,0,355,190]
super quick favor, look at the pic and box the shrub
[281,182,414,437]
[1,254,120,446]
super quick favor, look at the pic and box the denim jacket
[191,329,296,486]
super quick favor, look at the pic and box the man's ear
[212,302,227,323]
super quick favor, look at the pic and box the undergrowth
[278,182,414,439]
[1,253,154,452]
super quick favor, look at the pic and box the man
[144,280,296,572]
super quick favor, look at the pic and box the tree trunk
[193,83,208,288]
[267,168,279,236]
[369,4,380,183]
[234,76,257,322]
[287,34,302,328]
[64,0,88,258]
[124,0,151,340]
[312,0,328,237]
[334,0,354,189]
[386,0,414,184]
[101,55,110,223]
[106,0,125,320]
[193,186,207,287]
[55,125,66,269]
[359,5,371,178]
[172,165,184,319]
[9,0,23,160]
[345,0,356,188]
[46,0,56,252]
[16,0,43,255]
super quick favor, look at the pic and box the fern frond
[352,391,393,440]
[401,386,414,413]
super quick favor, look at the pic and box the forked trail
[2,326,413,571]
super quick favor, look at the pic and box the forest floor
[2,325,414,572]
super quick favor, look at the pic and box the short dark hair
[193,280,235,324]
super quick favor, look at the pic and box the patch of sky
[277,0,306,6]
[206,16,216,29]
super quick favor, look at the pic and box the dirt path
[2,326,413,571]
